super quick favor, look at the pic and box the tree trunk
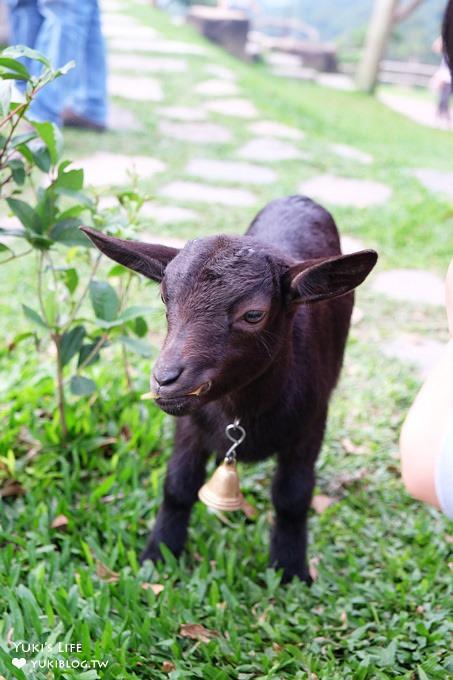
[356,0,399,93]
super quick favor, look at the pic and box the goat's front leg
[270,452,316,584]
[141,420,209,564]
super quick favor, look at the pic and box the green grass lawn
[1,2,452,679]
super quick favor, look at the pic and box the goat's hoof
[281,569,313,586]
[139,541,163,565]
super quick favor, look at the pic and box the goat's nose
[153,364,184,387]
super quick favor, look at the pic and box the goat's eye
[242,310,266,324]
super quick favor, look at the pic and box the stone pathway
[157,106,207,122]
[382,335,446,378]
[379,91,441,130]
[204,99,258,119]
[159,181,257,207]
[238,138,303,162]
[249,120,304,140]
[139,203,200,225]
[195,80,240,97]
[330,143,373,165]
[413,169,453,201]
[109,54,188,74]
[300,175,391,207]
[109,38,208,56]
[108,104,142,131]
[204,64,237,81]
[75,153,165,187]
[185,159,277,185]
[372,269,445,306]
[158,120,232,144]
[108,75,163,102]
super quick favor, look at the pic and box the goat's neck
[223,342,293,420]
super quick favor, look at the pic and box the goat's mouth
[141,381,212,403]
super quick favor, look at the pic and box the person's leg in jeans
[6,0,43,86]
[28,0,103,125]
[64,0,107,128]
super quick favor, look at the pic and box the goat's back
[246,195,341,261]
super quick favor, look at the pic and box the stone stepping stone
[137,232,186,249]
[159,181,256,207]
[413,169,453,201]
[372,269,445,306]
[75,152,165,186]
[108,103,142,131]
[195,79,239,97]
[186,158,277,185]
[340,235,366,254]
[300,175,391,208]
[109,54,187,73]
[159,120,232,144]
[249,120,304,140]
[204,98,258,119]
[139,203,200,225]
[204,64,237,81]
[103,24,158,40]
[109,38,208,56]
[108,74,163,102]
[330,143,373,165]
[157,106,207,122]
[382,335,446,378]
[238,137,302,162]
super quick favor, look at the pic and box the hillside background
[259,0,446,63]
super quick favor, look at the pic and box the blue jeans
[7,0,107,126]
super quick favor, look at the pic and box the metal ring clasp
[224,418,246,463]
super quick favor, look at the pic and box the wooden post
[356,0,399,93]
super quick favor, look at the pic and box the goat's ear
[286,249,378,304]
[80,227,179,282]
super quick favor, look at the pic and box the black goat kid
[82,195,377,583]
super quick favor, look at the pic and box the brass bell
[198,459,244,511]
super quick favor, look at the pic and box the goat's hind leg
[140,421,209,564]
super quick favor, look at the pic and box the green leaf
[54,166,84,191]
[50,218,88,247]
[118,305,156,322]
[33,121,62,166]
[4,45,51,67]
[0,56,30,79]
[6,198,42,233]
[30,144,51,172]
[59,326,86,367]
[11,131,37,148]
[78,341,102,367]
[119,335,153,357]
[7,158,26,185]
[108,264,129,277]
[62,267,79,294]
[89,280,120,322]
[133,316,148,337]
[22,304,48,328]
[70,375,96,396]
[0,80,11,118]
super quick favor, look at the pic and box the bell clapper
[198,418,246,512]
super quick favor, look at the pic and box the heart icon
[12,657,27,669]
